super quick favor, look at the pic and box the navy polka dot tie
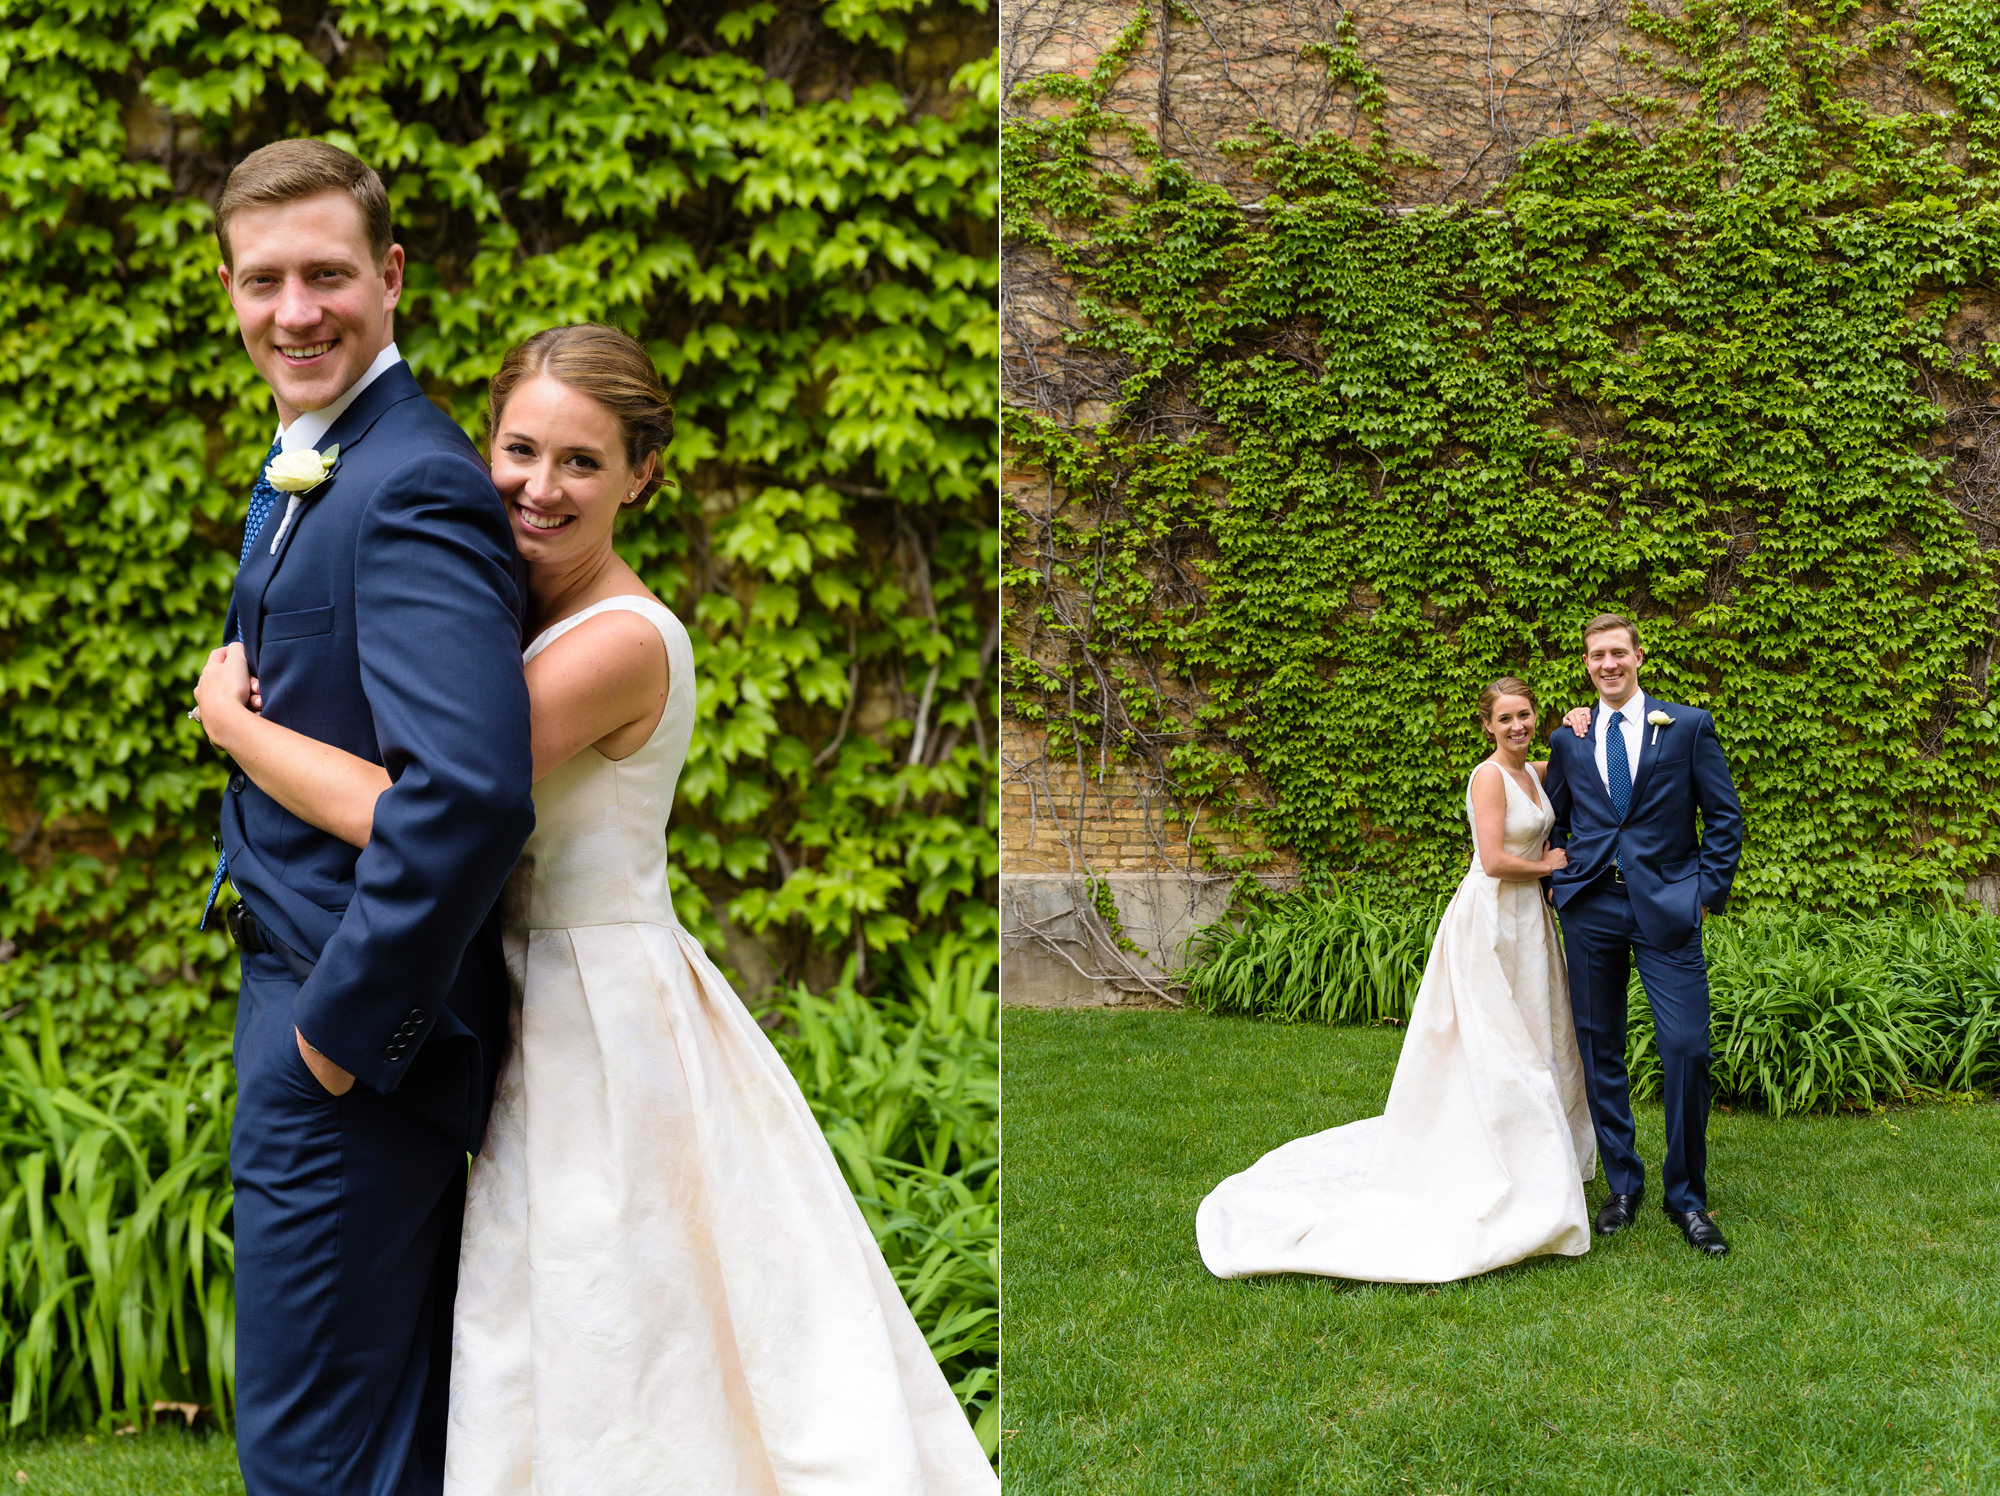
[200,436,285,929]
[1606,710,1632,820]
[233,436,285,626]
[1606,708,1631,873]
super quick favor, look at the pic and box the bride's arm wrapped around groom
[210,376,537,1141]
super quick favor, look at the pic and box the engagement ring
[187,705,203,723]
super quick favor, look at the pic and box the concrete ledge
[1001,871,1280,1006]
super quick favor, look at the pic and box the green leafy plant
[1181,887,2000,1117]
[1627,904,2000,1114]
[0,1013,234,1434]
[0,0,997,1443]
[772,931,998,1452]
[1180,883,1443,1025]
[0,0,998,1060]
[0,933,998,1439]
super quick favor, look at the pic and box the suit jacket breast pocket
[263,606,335,642]
[1652,739,1693,771]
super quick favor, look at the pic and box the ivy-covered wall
[1003,0,2000,908]
[0,0,997,1057]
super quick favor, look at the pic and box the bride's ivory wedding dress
[445,596,996,1494]
[1196,760,1597,1284]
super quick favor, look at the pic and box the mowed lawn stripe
[1001,1008,2000,1496]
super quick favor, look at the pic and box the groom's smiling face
[1585,628,1643,705]
[219,189,404,427]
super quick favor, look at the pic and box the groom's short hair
[1583,613,1640,651]
[216,140,392,270]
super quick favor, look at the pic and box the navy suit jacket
[1544,698,1744,949]
[218,361,534,1151]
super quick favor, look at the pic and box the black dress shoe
[1594,1192,1642,1235]
[1666,1207,1729,1257]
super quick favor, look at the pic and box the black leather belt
[226,905,316,981]
[225,902,272,952]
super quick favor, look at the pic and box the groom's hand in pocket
[297,1028,356,1097]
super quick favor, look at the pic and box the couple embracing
[190,140,996,1495]
[1197,614,1745,1282]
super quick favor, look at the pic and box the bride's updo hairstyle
[486,324,675,508]
[1477,676,1540,741]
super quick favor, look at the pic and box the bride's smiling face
[1483,694,1538,754]
[489,375,653,564]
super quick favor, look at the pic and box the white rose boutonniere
[1647,708,1674,745]
[266,444,339,494]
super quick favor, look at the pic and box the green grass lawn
[1001,1008,2000,1496]
[0,1429,239,1495]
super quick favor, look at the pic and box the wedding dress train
[445,596,995,1495]
[1196,760,1597,1284]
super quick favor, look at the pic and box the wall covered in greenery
[4,0,997,1051]
[0,0,996,1440]
[1004,0,2000,907]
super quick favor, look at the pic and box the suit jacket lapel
[243,362,426,663]
[1573,714,1618,821]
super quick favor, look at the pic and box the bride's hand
[1541,846,1569,872]
[1560,706,1592,738]
[194,643,256,749]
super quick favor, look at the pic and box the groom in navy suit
[1545,613,1743,1257]
[200,140,533,1493]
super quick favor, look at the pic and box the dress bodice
[501,596,697,930]
[1464,759,1555,873]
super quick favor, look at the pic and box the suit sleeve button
[228,771,247,793]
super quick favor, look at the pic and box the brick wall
[1006,1,1935,205]
[999,1,1954,899]
[1000,716,1295,875]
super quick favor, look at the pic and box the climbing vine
[1004,0,2000,906]
[0,0,998,1060]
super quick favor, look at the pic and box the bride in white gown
[1196,677,1598,1284]
[197,324,996,1492]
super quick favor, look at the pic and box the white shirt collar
[276,341,402,453]
[1598,689,1645,724]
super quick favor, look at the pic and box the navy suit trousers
[232,946,467,1496]
[1559,881,1713,1214]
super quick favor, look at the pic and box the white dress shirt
[263,341,401,553]
[1594,689,1647,802]
[275,340,402,452]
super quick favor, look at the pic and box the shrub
[772,931,998,1453]
[1629,906,2000,1115]
[0,934,997,1445]
[0,1016,234,1433]
[1180,884,1444,1025]
[1182,887,2000,1117]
